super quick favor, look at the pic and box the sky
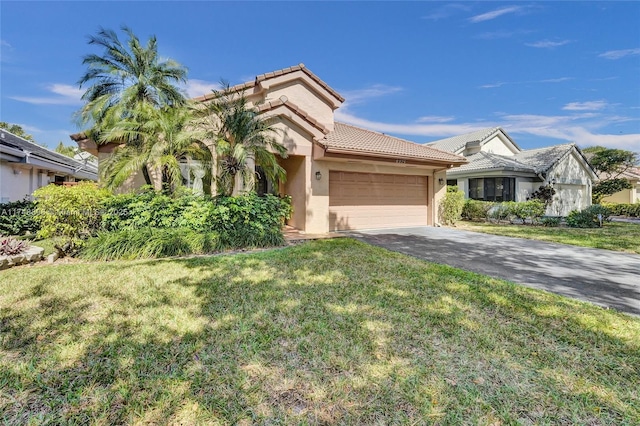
[1,1,639,153]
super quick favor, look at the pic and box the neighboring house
[71,64,467,233]
[600,167,640,204]
[0,128,98,203]
[426,127,597,216]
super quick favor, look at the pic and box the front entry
[329,171,428,231]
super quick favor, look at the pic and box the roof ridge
[192,63,345,103]
[334,121,458,156]
[1,128,91,168]
[258,97,330,134]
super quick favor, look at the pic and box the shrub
[439,188,465,226]
[212,193,291,248]
[509,200,545,224]
[540,217,561,227]
[462,200,494,221]
[566,204,611,228]
[0,236,30,255]
[488,203,511,222]
[33,183,112,239]
[602,202,640,218]
[0,199,39,236]
[81,228,221,261]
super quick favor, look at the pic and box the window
[446,179,458,187]
[469,178,515,202]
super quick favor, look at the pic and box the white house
[426,127,597,216]
[1,129,97,203]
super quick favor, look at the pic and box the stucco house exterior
[1,128,97,203]
[600,167,640,204]
[426,127,597,216]
[71,64,467,233]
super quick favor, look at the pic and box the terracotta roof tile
[257,97,330,134]
[321,123,467,163]
[192,63,345,103]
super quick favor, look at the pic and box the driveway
[350,227,640,316]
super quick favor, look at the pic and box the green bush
[508,200,545,224]
[540,217,561,227]
[81,228,221,261]
[462,200,495,221]
[488,203,511,222]
[0,199,39,236]
[212,193,291,248]
[100,187,209,231]
[33,183,112,239]
[602,202,640,218]
[439,188,465,226]
[566,204,611,228]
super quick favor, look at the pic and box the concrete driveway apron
[350,227,640,316]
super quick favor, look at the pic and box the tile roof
[448,143,579,176]
[448,151,535,174]
[192,63,345,103]
[425,127,502,153]
[511,143,575,174]
[321,122,467,164]
[257,96,330,134]
[256,64,345,102]
[1,128,98,179]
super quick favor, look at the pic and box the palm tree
[198,85,288,196]
[100,103,211,193]
[76,26,188,186]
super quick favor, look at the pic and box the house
[71,64,467,233]
[0,129,98,203]
[426,127,597,216]
[600,167,640,204]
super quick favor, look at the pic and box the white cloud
[599,48,640,60]
[422,4,470,21]
[340,85,403,105]
[562,100,609,111]
[417,115,456,123]
[526,39,571,48]
[183,79,221,98]
[540,77,573,83]
[10,83,84,105]
[1,39,11,48]
[469,6,522,23]
[479,77,572,89]
[335,81,640,151]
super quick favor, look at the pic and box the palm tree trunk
[141,165,152,186]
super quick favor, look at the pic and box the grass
[1,238,638,424]
[457,220,640,254]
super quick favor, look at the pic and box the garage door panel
[329,171,428,230]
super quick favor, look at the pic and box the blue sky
[1,1,639,152]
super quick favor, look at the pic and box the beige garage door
[329,171,428,231]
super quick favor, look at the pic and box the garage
[329,171,428,231]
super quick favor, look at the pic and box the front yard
[457,220,640,254]
[1,239,638,424]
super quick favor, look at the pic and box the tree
[100,103,211,193]
[55,142,77,158]
[0,122,35,142]
[76,26,188,186]
[197,84,288,196]
[583,146,639,203]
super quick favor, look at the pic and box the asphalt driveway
[350,227,640,316]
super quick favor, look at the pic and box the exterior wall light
[438,178,444,185]
[315,171,322,181]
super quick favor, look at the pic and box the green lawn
[457,221,640,254]
[1,239,638,424]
